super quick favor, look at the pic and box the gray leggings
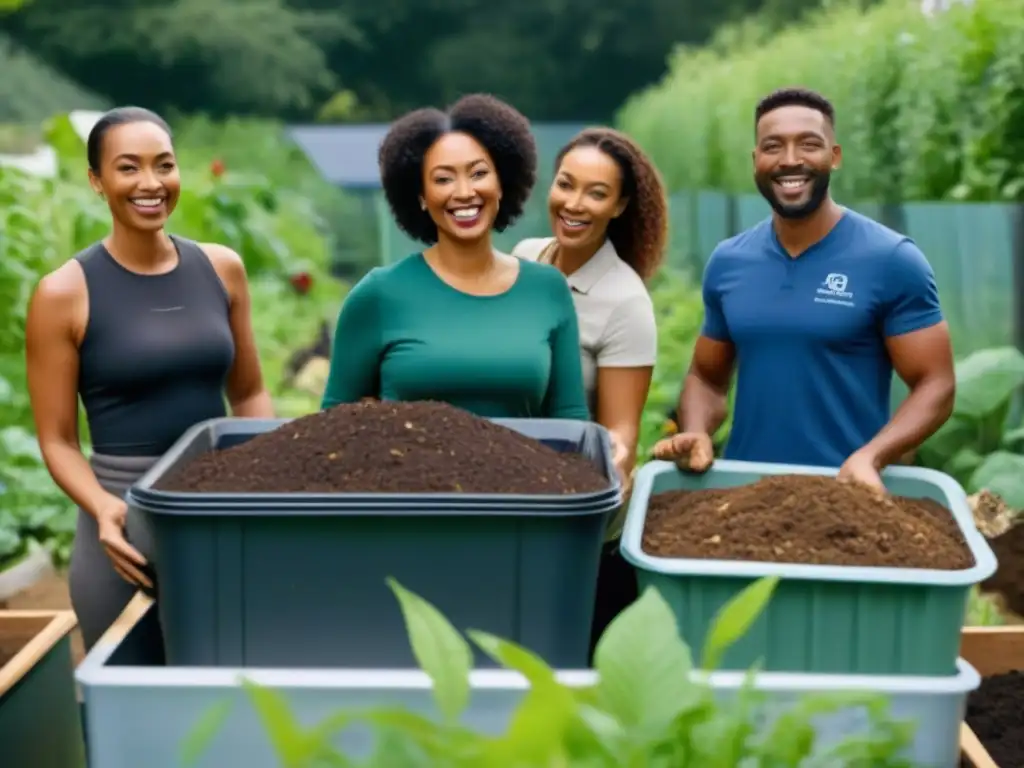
[68,453,159,652]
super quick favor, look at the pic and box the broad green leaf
[568,704,624,760]
[811,694,915,764]
[593,585,700,733]
[468,630,577,763]
[363,726,429,768]
[943,447,984,487]
[1001,425,1024,450]
[242,679,322,767]
[701,576,779,672]
[954,346,1024,421]
[360,706,474,761]
[303,711,359,766]
[386,578,472,724]
[917,415,976,470]
[969,451,1024,510]
[688,665,762,767]
[41,113,87,177]
[180,700,234,766]
[467,630,558,687]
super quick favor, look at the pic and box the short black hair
[755,87,835,131]
[378,93,537,244]
[87,106,172,173]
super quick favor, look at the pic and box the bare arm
[857,322,955,468]
[596,366,653,480]
[203,243,274,418]
[678,335,736,436]
[854,240,953,468]
[26,264,117,518]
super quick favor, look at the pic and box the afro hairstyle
[378,93,538,244]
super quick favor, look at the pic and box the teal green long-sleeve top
[320,253,590,420]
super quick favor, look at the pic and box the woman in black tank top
[24,107,274,651]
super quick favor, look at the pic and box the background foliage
[0,0,847,124]
[619,0,1024,203]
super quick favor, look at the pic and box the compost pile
[965,670,1024,767]
[642,475,974,570]
[154,400,609,495]
[981,523,1024,616]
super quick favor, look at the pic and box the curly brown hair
[378,94,537,244]
[554,127,668,282]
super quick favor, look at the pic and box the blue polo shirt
[701,209,944,468]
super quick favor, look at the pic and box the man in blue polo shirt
[653,87,955,491]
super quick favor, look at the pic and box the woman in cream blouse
[513,126,668,656]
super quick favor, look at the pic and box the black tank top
[76,235,236,456]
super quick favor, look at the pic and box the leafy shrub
[172,115,382,281]
[618,0,1024,203]
[917,345,1024,508]
[638,268,734,463]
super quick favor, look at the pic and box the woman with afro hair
[513,127,668,655]
[320,94,589,422]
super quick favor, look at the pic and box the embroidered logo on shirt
[815,273,854,307]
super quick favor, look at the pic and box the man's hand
[652,432,715,473]
[838,449,886,494]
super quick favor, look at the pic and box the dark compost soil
[642,475,974,569]
[965,670,1024,767]
[156,400,610,495]
[981,524,1024,617]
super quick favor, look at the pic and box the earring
[419,198,426,211]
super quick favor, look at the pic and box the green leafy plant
[917,345,1024,508]
[966,587,1007,626]
[184,575,917,766]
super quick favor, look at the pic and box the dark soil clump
[642,475,974,569]
[965,670,1024,767]
[981,523,1024,616]
[156,400,610,495]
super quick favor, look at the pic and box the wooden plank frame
[960,626,1024,768]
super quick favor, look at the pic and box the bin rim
[77,594,982,694]
[126,487,623,518]
[130,416,621,507]
[619,459,998,586]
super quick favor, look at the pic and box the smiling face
[88,120,180,231]
[753,105,841,220]
[548,145,627,250]
[421,131,501,242]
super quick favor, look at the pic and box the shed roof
[287,122,589,188]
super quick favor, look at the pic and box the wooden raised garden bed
[960,626,1024,768]
[0,608,86,767]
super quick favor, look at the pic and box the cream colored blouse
[512,237,657,416]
